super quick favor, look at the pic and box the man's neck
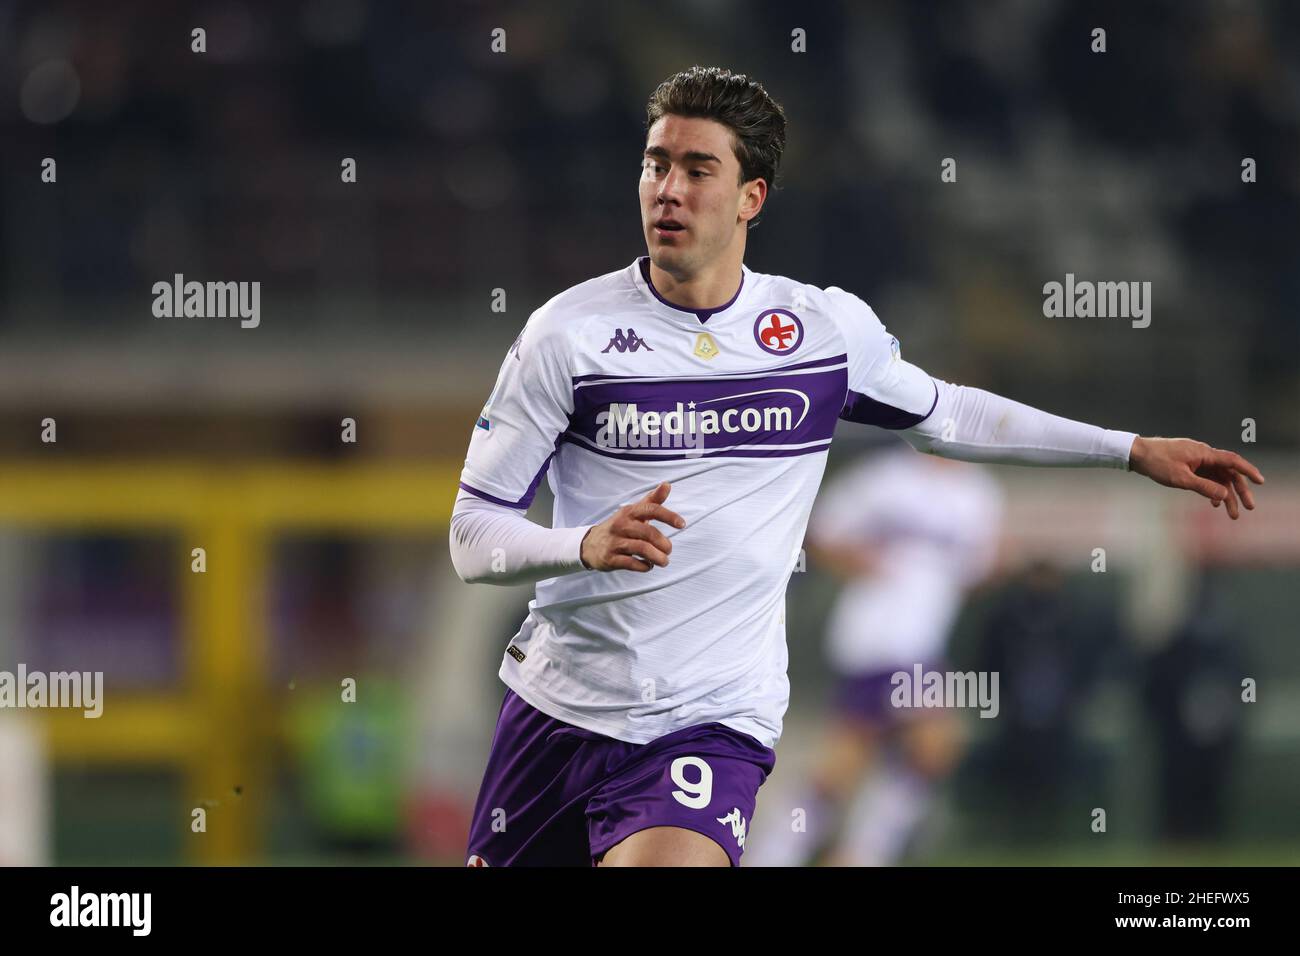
[648,253,744,311]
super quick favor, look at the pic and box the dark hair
[645,66,787,226]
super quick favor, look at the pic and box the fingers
[615,538,669,568]
[605,553,655,573]
[588,482,686,572]
[642,481,671,505]
[629,503,686,528]
[628,495,685,528]
[620,521,674,556]
[1213,449,1265,485]
[1196,451,1260,520]
[591,528,670,571]
[632,483,686,527]
[1220,478,1241,519]
[1207,475,1242,519]
[1230,469,1256,511]
[1188,474,1229,504]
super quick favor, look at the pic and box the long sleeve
[449,491,592,586]
[899,378,1137,469]
[453,300,596,585]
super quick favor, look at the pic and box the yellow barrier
[0,462,460,863]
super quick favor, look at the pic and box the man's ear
[739,178,768,224]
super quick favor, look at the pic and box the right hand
[580,482,686,572]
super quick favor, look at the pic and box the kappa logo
[602,328,654,353]
[754,309,803,355]
[716,808,747,848]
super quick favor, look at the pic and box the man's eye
[690,170,708,178]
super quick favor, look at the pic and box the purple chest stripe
[565,364,848,461]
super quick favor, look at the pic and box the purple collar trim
[638,257,744,324]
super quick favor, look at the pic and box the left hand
[1128,436,1265,520]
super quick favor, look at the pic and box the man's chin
[646,245,688,273]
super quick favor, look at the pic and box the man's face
[640,114,762,277]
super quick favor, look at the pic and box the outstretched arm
[898,379,1264,519]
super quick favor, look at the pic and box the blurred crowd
[1,0,1296,447]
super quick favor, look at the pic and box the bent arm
[449,491,591,586]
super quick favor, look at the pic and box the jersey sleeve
[825,287,939,430]
[458,310,573,509]
[449,490,589,585]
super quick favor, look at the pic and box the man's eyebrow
[643,146,723,164]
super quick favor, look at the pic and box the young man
[450,66,1263,867]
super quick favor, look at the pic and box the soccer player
[449,66,1264,867]
[747,449,1004,867]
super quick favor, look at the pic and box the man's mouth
[654,219,686,236]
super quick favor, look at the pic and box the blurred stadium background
[0,0,1297,865]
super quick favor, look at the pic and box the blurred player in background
[749,449,1003,866]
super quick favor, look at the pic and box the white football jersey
[809,450,1005,673]
[459,257,939,747]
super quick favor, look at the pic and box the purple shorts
[834,660,948,725]
[465,687,776,867]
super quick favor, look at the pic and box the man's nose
[656,167,686,204]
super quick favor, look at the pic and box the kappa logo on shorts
[467,854,490,867]
[716,808,747,848]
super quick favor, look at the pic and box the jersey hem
[498,666,779,749]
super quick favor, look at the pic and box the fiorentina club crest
[753,309,803,355]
